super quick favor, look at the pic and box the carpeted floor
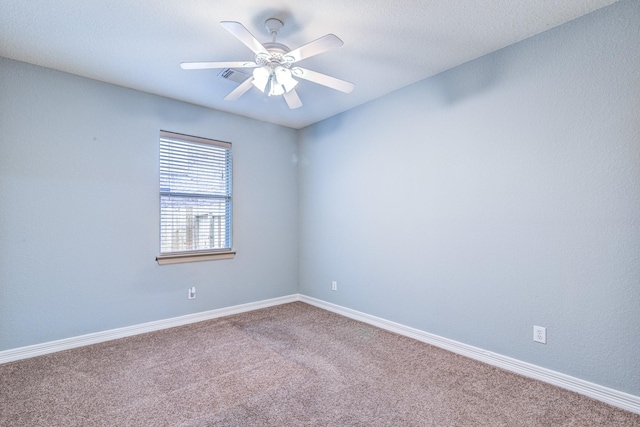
[1,302,638,426]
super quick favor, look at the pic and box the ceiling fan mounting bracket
[265,18,284,41]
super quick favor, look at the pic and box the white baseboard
[2,293,638,415]
[299,295,640,415]
[0,294,300,364]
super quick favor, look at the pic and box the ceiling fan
[180,18,355,109]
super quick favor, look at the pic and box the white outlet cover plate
[533,326,546,344]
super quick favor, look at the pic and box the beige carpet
[1,302,638,426]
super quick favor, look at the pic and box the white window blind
[159,131,232,256]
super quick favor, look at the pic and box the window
[156,131,234,264]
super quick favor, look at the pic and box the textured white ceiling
[0,0,618,129]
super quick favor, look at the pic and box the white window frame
[156,130,235,265]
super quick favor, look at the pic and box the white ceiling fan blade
[224,77,254,101]
[283,89,303,109]
[286,34,343,63]
[181,61,257,70]
[220,21,269,56]
[293,68,355,93]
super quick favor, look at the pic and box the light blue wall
[299,0,640,395]
[0,57,299,350]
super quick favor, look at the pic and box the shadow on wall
[433,54,503,106]
[300,44,506,142]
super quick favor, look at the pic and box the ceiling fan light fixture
[276,66,298,92]
[251,66,270,92]
[252,65,298,97]
[268,82,285,97]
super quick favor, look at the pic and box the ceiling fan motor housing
[256,42,294,68]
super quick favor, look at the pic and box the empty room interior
[1,0,639,425]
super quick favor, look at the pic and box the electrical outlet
[331,281,337,291]
[533,325,546,344]
[188,286,196,300]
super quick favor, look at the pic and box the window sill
[156,251,236,265]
